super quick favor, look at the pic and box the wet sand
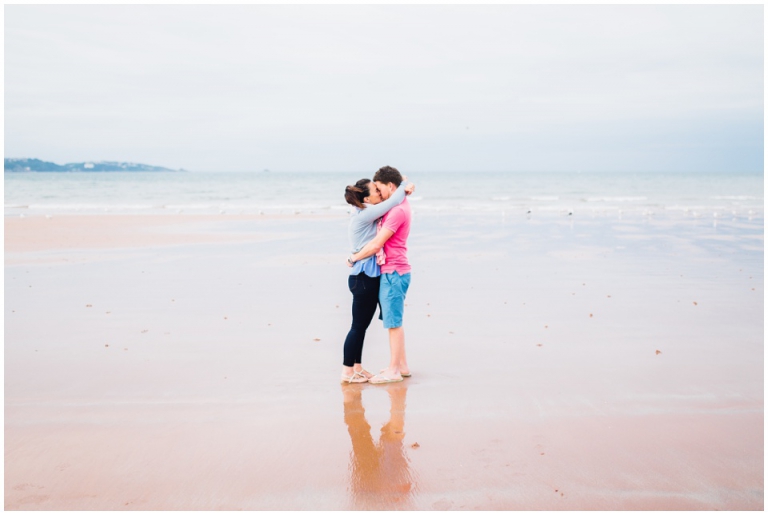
[4,213,329,254]
[4,212,764,510]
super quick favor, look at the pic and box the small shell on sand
[693,301,698,305]
[655,350,662,355]
[589,313,593,317]
[86,304,92,308]
[313,338,321,342]
[411,442,420,449]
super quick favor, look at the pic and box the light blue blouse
[348,181,409,277]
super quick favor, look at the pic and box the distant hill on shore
[4,158,180,172]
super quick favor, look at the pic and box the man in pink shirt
[349,166,412,384]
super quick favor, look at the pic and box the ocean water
[4,171,764,221]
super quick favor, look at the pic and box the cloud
[4,4,763,172]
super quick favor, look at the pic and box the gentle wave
[28,203,155,211]
[163,204,217,210]
[5,171,763,218]
[12,202,343,214]
[585,196,647,202]
[6,201,763,219]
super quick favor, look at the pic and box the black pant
[343,273,380,367]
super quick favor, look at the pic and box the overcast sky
[5,4,764,172]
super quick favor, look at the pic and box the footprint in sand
[16,494,50,505]
[13,483,45,491]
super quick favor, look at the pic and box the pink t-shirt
[380,198,411,275]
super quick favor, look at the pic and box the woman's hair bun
[344,179,370,209]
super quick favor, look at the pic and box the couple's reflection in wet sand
[342,381,416,510]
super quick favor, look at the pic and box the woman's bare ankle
[354,365,373,378]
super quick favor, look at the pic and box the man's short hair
[373,166,402,187]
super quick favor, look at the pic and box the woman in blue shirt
[341,177,413,383]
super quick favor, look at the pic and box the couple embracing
[341,166,413,385]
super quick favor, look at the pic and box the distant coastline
[4,158,181,172]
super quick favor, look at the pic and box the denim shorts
[379,271,411,329]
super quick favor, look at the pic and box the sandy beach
[4,211,763,510]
